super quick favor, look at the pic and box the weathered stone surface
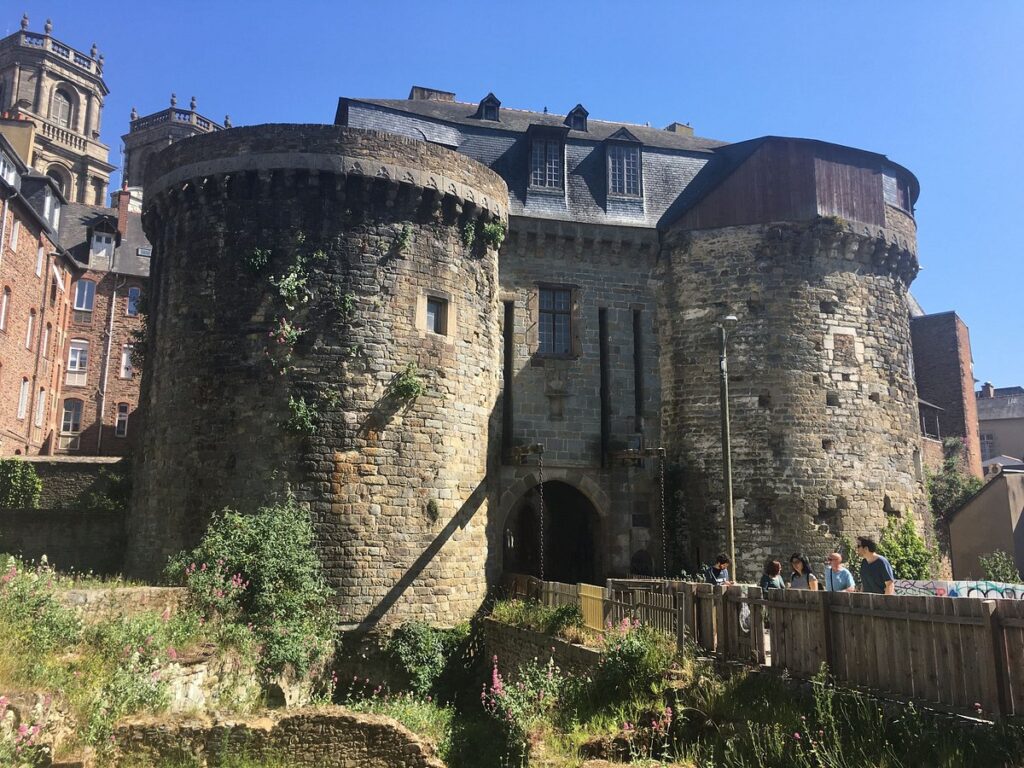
[128,126,509,629]
[113,707,446,768]
[57,586,184,623]
[657,218,927,577]
[483,617,601,680]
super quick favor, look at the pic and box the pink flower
[167,647,178,660]
[793,732,802,741]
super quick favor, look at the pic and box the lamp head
[721,315,738,331]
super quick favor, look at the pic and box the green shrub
[166,500,336,678]
[480,220,506,250]
[396,225,414,253]
[489,599,583,638]
[0,458,42,509]
[245,247,272,273]
[878,516,936,580]
[385,621,470,697]
[594,617,675,703]
[387,363,426,401]
[980,550,1022,583]
[461,221,476,248]
[0,556,82,653]
[77,466,132,515]
[482,655,563,754]
[285,395,318,435]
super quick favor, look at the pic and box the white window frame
[0,287,9,331]
[0,152,15,185]
[90,232,114,265]
[120,344,133,379]
[115,403,130,437]
[36,246,45,276]
[25,309,34,349]
[530,138,564,189]
[41,323,50,359]
[126,287,141,317]
[34,389,46,428]
[608,143,642,197]
[17,378,29,420]
[60,398,83,449]
[9,220,19,251]
[66,339,89,386]
[73,280,95,317]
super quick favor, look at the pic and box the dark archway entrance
[503,481,600,584]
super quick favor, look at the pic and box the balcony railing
[40,120,87,151]
[6,31,103,76]
[130,107,223,134]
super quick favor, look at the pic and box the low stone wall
[163,648,262,714]
[22,456,125,509]
[114,707,446,767]
[0,507,125,574]
[483,617,601,679]
[57,586,185,623]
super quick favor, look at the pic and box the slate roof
[341,97,728,153]
[977,394,1024,421]
[58,202,151,278]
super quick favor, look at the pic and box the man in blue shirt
[704,554,732,586]
[823,552,855,592]
[856,536,896,595]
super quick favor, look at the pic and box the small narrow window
[120,344,133,379]
[17,378,29,420]
[73,280,95,323]
[608,144,641,196]
[9,220,20,251]
[0,287,9,331]
[90,233,114,265]
[538,287,572,355]
[61,398,83,433]
[530,139,564,189]
[36,246,45,276]
[426,297,448,335]
[126,287,141,316]
[115,403,130,437]
[34,389,46,428]
[66,339,89,386]
[25,309,35,349]
[42,323,51,359]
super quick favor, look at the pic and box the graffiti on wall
[894,580,1024,599]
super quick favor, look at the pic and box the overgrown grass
[0,555,256,761]
[342,681,454,760]
[489,599,594,644]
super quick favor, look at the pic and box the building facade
[977,384,1024,464]
[126,87,931,627]
[0,16,114,205]
[0,131,73,456]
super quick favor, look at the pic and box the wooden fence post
[820,590,834,673]
[748,585,765,665]
[982,599,1010,718]
[713,585,726,655]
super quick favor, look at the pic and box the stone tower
[0,14,113,203]
[121,95,225,189]
[126,125,508,629]
[657,137,925,577]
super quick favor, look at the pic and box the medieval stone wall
[127,125,508,628]
[657,218,925,577]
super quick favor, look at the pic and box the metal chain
[660,451,668,578]
[537,448,545,582]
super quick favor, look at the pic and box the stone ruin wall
[658,214,926,577]
[126,125,508,628]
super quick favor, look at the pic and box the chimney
[408,86,456,102]
[663,122,694,137]
[981,382,996,399]
[115,184,131,237]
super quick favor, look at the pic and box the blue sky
[10,1,1022,386]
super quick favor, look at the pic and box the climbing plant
[481,220,507,249]
[877,516,936,580]
[0,459,42,509]
[387,363,426,402]
[927,437,983,518]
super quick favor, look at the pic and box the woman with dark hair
[789,552,818,591]
[759,559,785,591]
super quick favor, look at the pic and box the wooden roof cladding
[676,137,916,231]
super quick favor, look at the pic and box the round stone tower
[657,137,925,577]
[126,125,508,628]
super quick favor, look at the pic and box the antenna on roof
[543,106,548,114]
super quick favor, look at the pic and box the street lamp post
[718,315,738,581]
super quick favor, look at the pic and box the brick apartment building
[0,130,73,456]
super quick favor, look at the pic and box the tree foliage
[928,437,983,518]
[979,550,1023,583]
[878,516,936,580]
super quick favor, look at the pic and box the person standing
[856,536,895,595]
[788,553,819,590]
[705,554,732,586]
[759,559,786,591]
[823,552,855,592]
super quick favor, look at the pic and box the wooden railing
[501,573,1024,719]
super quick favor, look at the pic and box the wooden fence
[501,573,1024,719]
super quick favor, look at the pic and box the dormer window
[566,104,589,132]
[0,151,14,185]
[606,129,643,197]
[476,93,501,122]
[90,232,114,265]
[528,125,568,191]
